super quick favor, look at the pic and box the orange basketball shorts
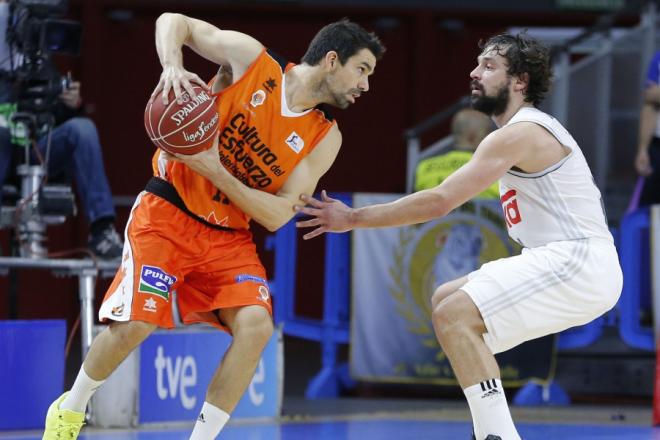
[98,192,272,333]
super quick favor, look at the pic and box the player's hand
[161,136,222,180]
[59,81,82,109]
[294,191,355,240]
[150,65,209,106]
[635,149,653,177]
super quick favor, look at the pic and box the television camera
[0,0,82,257]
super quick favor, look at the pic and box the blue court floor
[1,396,658,440]
[3,417,660,440]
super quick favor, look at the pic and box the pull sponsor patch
[139,265,177,301]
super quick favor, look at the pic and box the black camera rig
[0,0,82,257]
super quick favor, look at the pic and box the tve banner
[139,327,282,423]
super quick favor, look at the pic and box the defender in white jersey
[295,33,622,440]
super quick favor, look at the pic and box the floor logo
[139,265,177,301]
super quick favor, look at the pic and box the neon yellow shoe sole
[42,392,85,440]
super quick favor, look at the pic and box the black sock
[90,216,115,236]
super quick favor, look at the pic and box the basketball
[144,85,219,155]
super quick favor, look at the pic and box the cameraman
[0,0,122,259]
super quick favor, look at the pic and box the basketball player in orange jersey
[42,13,384,440]
[296,33,622,440]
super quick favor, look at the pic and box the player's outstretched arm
[151,12,263,105]
[636,102,656,177]
[295,125,529,240]
[166,125,342,232]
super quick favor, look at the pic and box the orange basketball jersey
[151,49,336,230]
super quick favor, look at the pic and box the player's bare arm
[295,122,558,240]
[644,84,660,105]
[637,102,657,176]
[168,125,342,232]
[152,12,263,104]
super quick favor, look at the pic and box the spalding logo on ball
[144,85,219,155]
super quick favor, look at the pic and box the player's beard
[330,90,352,109]
[322,73,353,109]
[471,79,511,116]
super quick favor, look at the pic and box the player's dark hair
[302,18,385,66]
[479,32,552,107]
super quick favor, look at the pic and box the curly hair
[302,18,385,66]
[479,32,552,107]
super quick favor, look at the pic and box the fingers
[182,81,197,102]
[299,194,324,208]
[160,77,172,105]
[294,206,321,217]
[190,74,210,91]
[296,217,323,228]
[321,190,338,203]
[172,78,183,104]
[151,69,209,105]
[303,226,327,240]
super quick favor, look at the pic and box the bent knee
[61,117,98,137]
[108,320,156,346]
[431,284,453,310]
[432,293,484,336]
[432,300,460,329]
[431,276,469,309]
[231,306,273,344]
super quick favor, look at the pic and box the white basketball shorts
[461,238,622,354]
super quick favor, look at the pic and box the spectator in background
[414,108,498,198]
[0,0,123,259]
[635,50,660,207]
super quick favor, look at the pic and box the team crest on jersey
[250,90,267,107]
[285,131,304,153]
[138,265,176,301]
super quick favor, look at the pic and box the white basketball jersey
[499,107,613,248]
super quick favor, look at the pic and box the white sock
[60,365,105,413]
[463,379,521,440]
[190,401,230,440]
[464,397,481,439]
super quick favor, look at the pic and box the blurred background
[0,0,659,437]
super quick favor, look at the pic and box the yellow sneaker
[42,392,85,440]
